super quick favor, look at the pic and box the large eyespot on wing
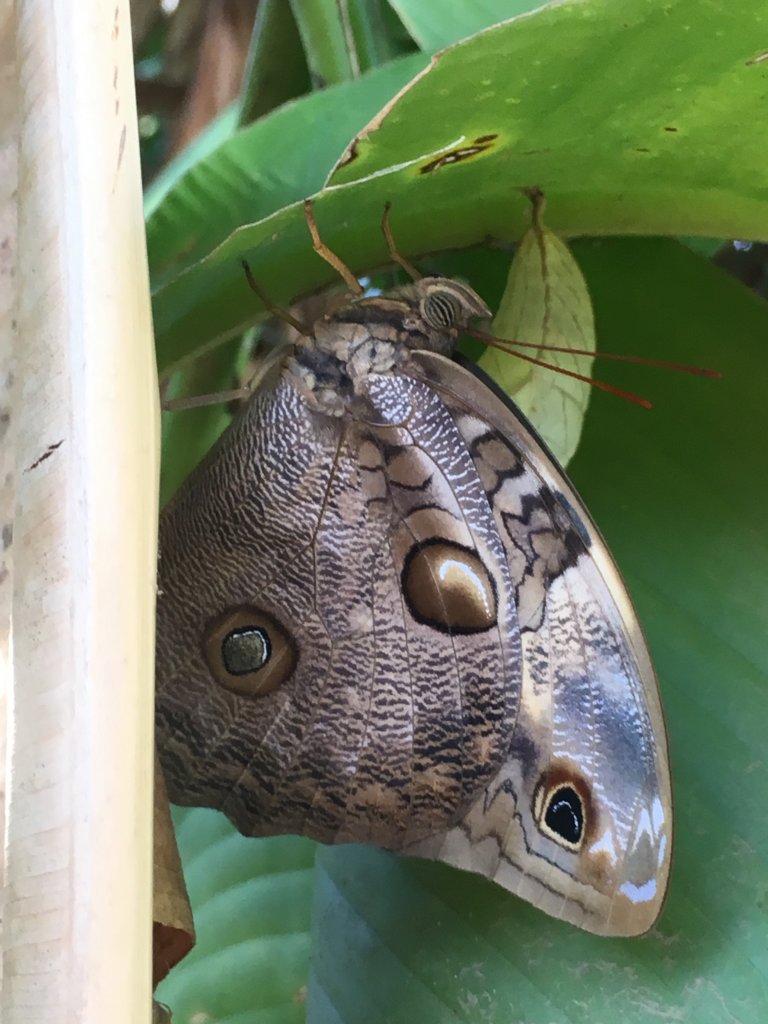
[533,772,590,852]
[154,371,339,817]
[401,538,498,634]
[203,606,297,697]
[404,351,672,936]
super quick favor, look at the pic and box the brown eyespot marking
[420,135,498,174]
[533,765,594,852]
[402,539,498,633]
[204,606,297,698]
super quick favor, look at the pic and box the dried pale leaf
[153,754,195,987]
[478,219,596,467]
[152,999,173,1024]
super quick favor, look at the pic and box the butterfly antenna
[304,199,364,296]
[164,387,253,413]
[492,344,654,408]
[381,202,422,281]
[466,328,720,379]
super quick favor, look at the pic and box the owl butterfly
[155,204,672,937]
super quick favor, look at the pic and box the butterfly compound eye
[422,289,462,330]
[204,606,297,697]
[534,776,589,851]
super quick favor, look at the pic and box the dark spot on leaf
[420,139,495,174]
[338,139,359,168]
[664,126,678,132]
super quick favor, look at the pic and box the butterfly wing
[156,322,671,935]
[155,359,522,849]
[403,351,672,937]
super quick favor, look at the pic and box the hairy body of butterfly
[155,277,672,936]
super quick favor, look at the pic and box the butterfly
[155,209,672,937]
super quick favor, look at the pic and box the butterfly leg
[381,202,421,282]
[303,199,364,296]
[240,258,311,337]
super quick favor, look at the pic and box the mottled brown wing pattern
[155,358,522,849]
[155,274,672,937]
[405,352,672,936]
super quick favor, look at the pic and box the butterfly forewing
[156,355,521,849]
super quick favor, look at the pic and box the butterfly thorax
[286,276,491,417]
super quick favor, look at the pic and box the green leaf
[154,810,317,1024]
[289,0,359,85]
[238,0,311,127]
[306,239,768,1022]
[159,336,251,507]
[480,200,596,466]
[143,104,240,222]
[344,0,417,68]
[289,0,409,82]
[146,51,427,293]
[388,0,546,52]
[151,0,768,372]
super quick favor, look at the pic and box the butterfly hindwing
[405,352,672,936]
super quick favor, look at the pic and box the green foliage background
[152,2,768,1021]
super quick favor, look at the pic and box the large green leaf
[238,0,311,127]
[388,0,545,52]
[307,239,768,1022]
[154,810,317,1024]
[150,0,768,372]
[145,52,427,291]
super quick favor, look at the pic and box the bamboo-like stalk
[1,0,18,980]
[4,3,158,1022]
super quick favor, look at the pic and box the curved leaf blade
[152,0,768,370]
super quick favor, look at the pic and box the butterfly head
[416,277,491,330]
[388,276,491,353]
[304,277,491,401]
